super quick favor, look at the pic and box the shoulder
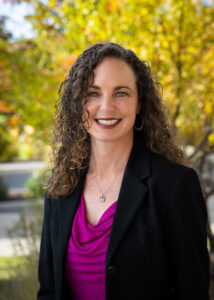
[149,151,200,192]
[131,133,198,187]
[151,151,193,175]
[43,190,60,215]
[147,152,205,223]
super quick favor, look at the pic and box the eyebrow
[88,85,133,91]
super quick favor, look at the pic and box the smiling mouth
[95,118,121,125]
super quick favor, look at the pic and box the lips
[96,119,121,125]
[95,118,121,128]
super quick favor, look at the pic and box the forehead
[92,58,137,86]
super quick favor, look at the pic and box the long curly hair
[45,42,191,200]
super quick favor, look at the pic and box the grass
[0,256,28,280]
[0,255,39,300]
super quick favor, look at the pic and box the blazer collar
[126,131,151,181]
[59,132,152,269]
[105,132,152,266]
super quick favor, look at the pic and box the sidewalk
[0,238,31,256]
[0,199,41,257]
[0,160,45,199]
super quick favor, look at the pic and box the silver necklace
[94,174,118,202]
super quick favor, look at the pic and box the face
[83,57,139,144]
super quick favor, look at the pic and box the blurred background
[0,0,213,299]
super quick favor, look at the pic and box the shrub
[24,168,51,199]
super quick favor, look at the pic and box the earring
[134,114,144,131]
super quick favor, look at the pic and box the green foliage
[24,168,51,199]
[0,255,39,300]
[0,256,28,280]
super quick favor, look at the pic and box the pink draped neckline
[64,194,117,300]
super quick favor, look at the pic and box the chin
[91,132,133,144]
[94,136,118,143]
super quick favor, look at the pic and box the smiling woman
[84,58,139,144]
[37,43,210,300]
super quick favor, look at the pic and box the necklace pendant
[99,194,105,202]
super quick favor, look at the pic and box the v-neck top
[64,194,118,300]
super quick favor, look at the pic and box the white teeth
[97,119,120,125]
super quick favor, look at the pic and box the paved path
[0,160,45,199]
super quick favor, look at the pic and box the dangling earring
[134,114,144,131]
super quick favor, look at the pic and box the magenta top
[64,194,117,300]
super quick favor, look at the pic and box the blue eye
[117,91,127,97]
[87,92,99,97]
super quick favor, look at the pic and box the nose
[100,94,115,111]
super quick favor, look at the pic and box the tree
[0,15,19,160]
[14,0,214,183]
[12,0,213,151]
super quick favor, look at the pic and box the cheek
[125,102,138,117]
[84,101,96,118]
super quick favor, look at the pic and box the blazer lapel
[106,133,151,267]
[59,172,87,266]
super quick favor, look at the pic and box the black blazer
[37,134,210,300]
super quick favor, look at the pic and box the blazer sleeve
[37,191,55,300]
[164,167,210,300]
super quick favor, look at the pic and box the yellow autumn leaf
[208,133,214,145]
[162,40,169,48]
[0,101,13,113]
[204,102,213,114]
[10,116,19,127]
[49,0,57,9]
[66,55,77,68]
[106,1,117,12]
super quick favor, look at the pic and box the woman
[37,43,210,300]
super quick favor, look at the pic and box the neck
[89,134,134,179]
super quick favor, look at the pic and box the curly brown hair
[45,42,191,200]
